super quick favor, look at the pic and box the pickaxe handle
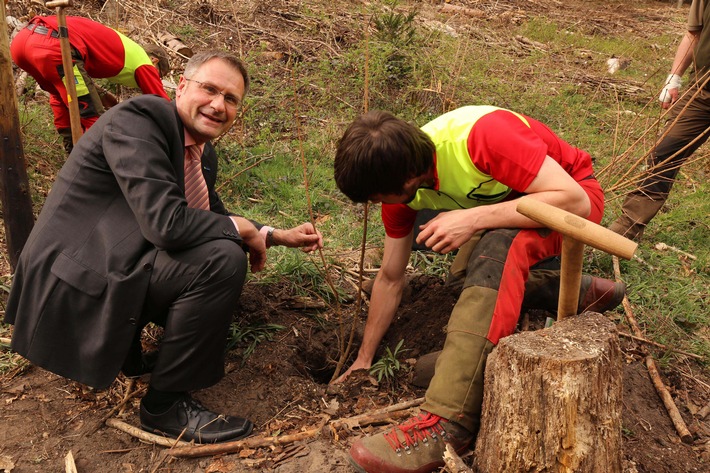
[516,197,637,319]
[48,0,82,145]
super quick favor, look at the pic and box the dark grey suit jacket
[5,95,244,389]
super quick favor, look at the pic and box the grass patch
[10,1,708,368]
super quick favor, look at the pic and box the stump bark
[474,313,622,473]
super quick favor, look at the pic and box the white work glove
[659,73,682,104]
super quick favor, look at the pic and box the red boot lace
[383,412,446,453]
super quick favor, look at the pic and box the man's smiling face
[176,58,245,144]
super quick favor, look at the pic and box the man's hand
[100,90,119,109]
[659,73,682,109]
[273,223,323,252]
[232,217,266,272]
[331,357,372,384]
[416,208,476,254]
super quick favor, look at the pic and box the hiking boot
[349,411,472,473]
[578,276,626,313]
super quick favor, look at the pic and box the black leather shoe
[140,395,253,443]
[578,276,626,313]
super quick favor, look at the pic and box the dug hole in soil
[1,275,709,472]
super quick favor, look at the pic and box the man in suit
[4,50,322,443]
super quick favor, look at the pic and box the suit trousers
[136,239,248,392]
[610,81,710,240]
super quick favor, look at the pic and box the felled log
[159,33,193,58]
[474,314,623,473]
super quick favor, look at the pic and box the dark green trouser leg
[610,82,710,241]
[57,127,73,154]
[422,285,497,434]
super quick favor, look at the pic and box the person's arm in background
[332,232,413,383]
[659,29,701,109]
[660,0,703,109]
[134,63,170,100]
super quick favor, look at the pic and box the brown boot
[578,276,626,313]
[609,192,668,242]
[349,411,472,473]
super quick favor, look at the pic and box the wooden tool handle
[54,5,82,145]
[558,237,584,319]
[45,0,73,8]
[516,197,637,260]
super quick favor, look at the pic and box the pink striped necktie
[184,145,210,210]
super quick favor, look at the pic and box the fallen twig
[106,418,191,448]
[85,383,144,436]
[632,254,658,271]
[618,332,704,360]
[330,397,425,430]
[443,443,472,473]
[653,242,697,260]
[118,378,135,417]
[167,416,329,458]
[65,451,77,473]
[613,256,694,444]
[108,396,425,458]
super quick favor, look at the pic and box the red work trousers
[422,178,604,433]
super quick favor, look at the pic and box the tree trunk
[474,313,623,473]
[1,0,35,269]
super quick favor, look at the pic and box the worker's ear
[150,56,160,69]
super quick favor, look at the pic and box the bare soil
[1,0,709,472]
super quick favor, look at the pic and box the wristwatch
[260,225,276,247]
[266,226,275,247]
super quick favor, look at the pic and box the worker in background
[11,15,171,153]
[609,0,710,240]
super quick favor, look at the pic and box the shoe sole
[347,456,367,473]
[140,422,254,444]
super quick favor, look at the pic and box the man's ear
[175,75,187,98]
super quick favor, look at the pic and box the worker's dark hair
[143,44,171,78]
[184,50,250,95]
[334,110,435,203]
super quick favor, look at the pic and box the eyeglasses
[184,78,241,109]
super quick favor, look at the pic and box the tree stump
[474,313,622,473]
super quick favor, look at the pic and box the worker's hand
[232,217,266,272]
[331,357,372,384]
[100,91,119,109]
[416,209,476,254]
[274,223,323,252]
[659,73,682,109]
